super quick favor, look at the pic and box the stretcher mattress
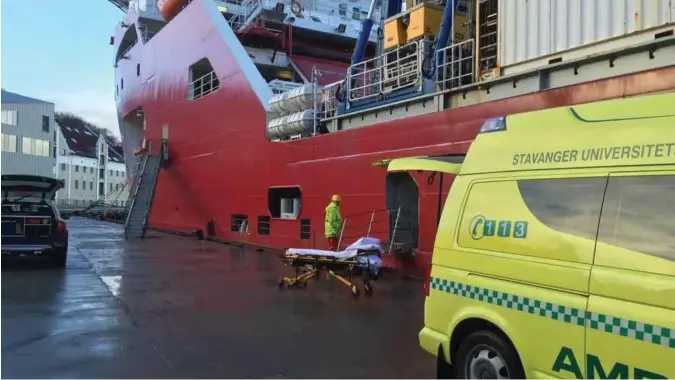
[285,237,385,270]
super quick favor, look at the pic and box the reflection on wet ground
[2,217,433,378]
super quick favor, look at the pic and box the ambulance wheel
[453,330,524,379]
[351,285,360,299]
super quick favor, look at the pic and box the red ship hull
[115,0,675,274]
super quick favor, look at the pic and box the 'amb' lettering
[552,347,667,379]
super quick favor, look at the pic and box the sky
[2,0,124,137]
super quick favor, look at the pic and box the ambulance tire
[453,330,524,379]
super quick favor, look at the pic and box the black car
[1,174,69,267]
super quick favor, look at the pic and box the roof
[57,122,125,163]
[461,92,675,175]
[1,89,52,105]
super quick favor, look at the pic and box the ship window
[258,216,271,236]
[231,214,248,233]
[268,187,301,219]
[352,6,361,20]
[115,23,139,64]
[338,3,347,17]
[188,58,220,100]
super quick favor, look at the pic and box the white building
[54,121,130,207]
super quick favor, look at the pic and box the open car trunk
[1,175,64,246]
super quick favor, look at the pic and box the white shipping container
[498,0,675,69]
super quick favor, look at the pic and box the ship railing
[229,0,261,31]
[346,54,382,102]
[268,79,303,94]
[346,39,427,103]
[380,39,424,95]
[188,70,219,100]
[337,206,418,255]
[436,39,476,91]
[315,80,341,120]
[129,0,161,15]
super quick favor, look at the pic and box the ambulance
[387,92,675,378]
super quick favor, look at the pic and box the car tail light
[423,264,432,297]
[57,220,67,233]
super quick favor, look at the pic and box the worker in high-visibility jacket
[325,194,343,250]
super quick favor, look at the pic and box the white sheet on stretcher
[286,237,385,270]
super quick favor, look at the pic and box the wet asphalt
[2,217,433,378]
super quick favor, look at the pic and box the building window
[60,163,66,170]
[1,133,17,152]
[21,137,50,156]
[1,110,17,126]
[137,63,140,76]
[75,165,79,172]
[90,181,93,190]
[99,182,104,196]
[110,183,113,191]
[268,187,301,219]
[116,170,120,176]
[598,175,675,262]
[42,116,50,132]
[90,167,94,173]
[74,180,79,189]
[109,169,113,176]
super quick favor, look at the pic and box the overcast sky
[2,0,123,136]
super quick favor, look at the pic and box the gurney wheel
[351,285,360,299]
[364,283,373,297]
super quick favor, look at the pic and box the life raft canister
[157,0,189,22]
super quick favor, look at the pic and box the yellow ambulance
[387,92,675,378]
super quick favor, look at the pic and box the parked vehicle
[1,175,70,267]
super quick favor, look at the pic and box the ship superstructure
[109,0,675,273]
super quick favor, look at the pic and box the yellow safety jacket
[324,202,342,238]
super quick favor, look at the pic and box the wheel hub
[467,348,508,379]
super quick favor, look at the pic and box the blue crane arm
[424,0,458,79]
[350,0,386,65]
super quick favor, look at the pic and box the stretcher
[279,237,385,298]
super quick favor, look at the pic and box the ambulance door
[587,171,675,379]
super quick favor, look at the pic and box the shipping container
[498,0,675,73]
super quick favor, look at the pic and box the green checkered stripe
[429,277,675,349]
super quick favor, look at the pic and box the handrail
[140,144,164,237]
[124,153,149,237]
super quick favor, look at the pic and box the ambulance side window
[597,174,675,262]
[517,177,607,241]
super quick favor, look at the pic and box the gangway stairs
[124,153,162,238]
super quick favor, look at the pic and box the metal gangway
[336,206,418,255]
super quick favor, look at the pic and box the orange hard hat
[331,194,342,202]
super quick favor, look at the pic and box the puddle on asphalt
[99,275,122,297]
